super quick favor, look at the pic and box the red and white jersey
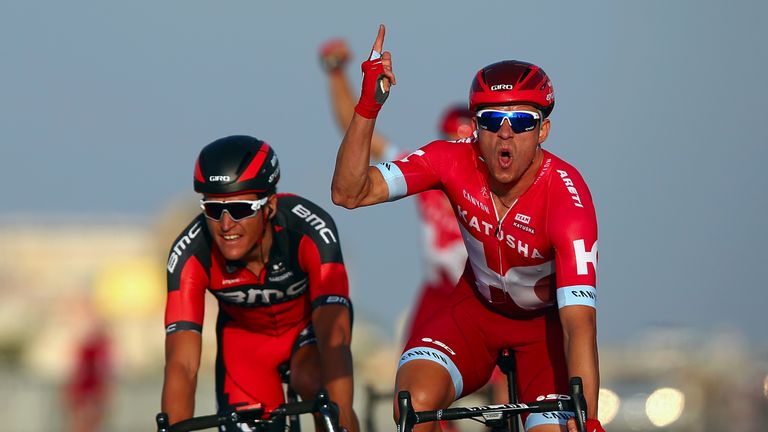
[412,180,467,286]
[376,139,598,317]
[386,147,467,285]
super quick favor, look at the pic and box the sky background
[1,0,766,345]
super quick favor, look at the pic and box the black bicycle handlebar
[397,377,588,432]
[157,390,340,432]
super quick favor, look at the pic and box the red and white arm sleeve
[549,167,599,309]
[374,140,446,201]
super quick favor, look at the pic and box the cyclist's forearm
[331,115,378,208]
[321,347,358,432]
[563,326,599,419]
[161,363,198,424]
[328,376,359,432]
[328,70,357,133]
[312,304,356,430]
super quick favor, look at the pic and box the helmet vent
[235,151,253,176]
[517,68,531,84]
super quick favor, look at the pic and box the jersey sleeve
[164,217,211,334]
[548,166,599,309]
[374,140,450,201]
[291,199,351,310]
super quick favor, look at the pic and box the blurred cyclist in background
[161,135,359,432]
[319,38,470,341]
[63,320,112,432]
[331,25,604,432]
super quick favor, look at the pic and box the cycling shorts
[215,313,315,414]
[400,277,569,427]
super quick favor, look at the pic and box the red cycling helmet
[439,104,475,139]
[469,60,555,118]
[194,135,280,196]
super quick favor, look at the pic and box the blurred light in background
[645,387,685,427]
[621,393,650,430]
[93,258,165,319]
[764,374,768,399]
[597,388,620,425]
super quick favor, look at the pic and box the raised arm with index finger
[331,24,397,209]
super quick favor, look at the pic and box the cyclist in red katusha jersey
[162,136,359,432]
[330,25,604,432]
[318,37,471,343]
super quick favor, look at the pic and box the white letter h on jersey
[573,239,598,275]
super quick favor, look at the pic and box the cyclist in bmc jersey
[162,136,359,432]
[331,26,604,432]
[319,38,471,341]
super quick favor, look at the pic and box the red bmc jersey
[164,193,350,336]
[376,139,598,317]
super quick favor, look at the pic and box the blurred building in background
[0,216,766,431]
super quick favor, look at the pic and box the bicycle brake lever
[397,391,416,432]
[569,377,587,432]
[155,412,170,432]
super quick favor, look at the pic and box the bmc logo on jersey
[291,204,337,244]
[573,239,598,275]
[213,278,307,305]
[167,221,202,273]
[209,175,230,182]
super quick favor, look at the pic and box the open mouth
[499,149,512,168]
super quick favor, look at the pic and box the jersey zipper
[491,197,518,300]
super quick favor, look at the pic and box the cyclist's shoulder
[542,150,592,178]
[166,214,212,274]
[541,150,590,183]
[168,214,211,250]
[421,137,476,154]
[402,138,477,171]
[276,193,336,222]
[539,151,596,218]
[275,193,340,244]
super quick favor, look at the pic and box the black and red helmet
[439,104,475,138]
[469,60,555,117]
[193,135,280,196]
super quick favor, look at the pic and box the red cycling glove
[354,51,389,119]
[586,418,605,432]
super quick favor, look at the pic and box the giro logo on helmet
[209,175,231,182]
[490,84,514,91]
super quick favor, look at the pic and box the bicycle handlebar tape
[354,51,390,119]
[397,391,416,432]
[165,413,224,432]
[156,412,170,432]
[569,377,587,432]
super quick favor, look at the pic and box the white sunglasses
[199,197,269,221]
